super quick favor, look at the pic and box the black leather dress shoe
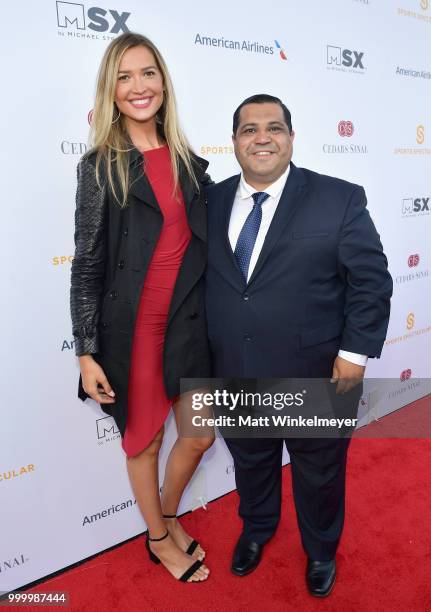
[231,538,263,576]
[306,559,336,597]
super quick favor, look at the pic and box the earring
[112,107,121,124]
[155,114,163,125]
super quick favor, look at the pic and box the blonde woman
[70,32,214,583]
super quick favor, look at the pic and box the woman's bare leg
[160,394,215,560]
[126,425,209,581]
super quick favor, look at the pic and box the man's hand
[331,356,365,395]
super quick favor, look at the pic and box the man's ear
[232,133,236,144]
[290,130,296,142]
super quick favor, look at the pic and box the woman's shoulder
[77,148,109,182]
[79,147,98,168]
[190,151,209,174]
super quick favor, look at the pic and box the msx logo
[97,416,119,439]
[402,198,430,215]
[56,2,130,33]
[327,46,365,69]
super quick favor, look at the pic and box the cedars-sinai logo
[323,121,367,154]
[400,369,412,382]
[0,554,29,573]
[338,121,354,137]
[408,254,420,267]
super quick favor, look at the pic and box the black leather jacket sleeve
[70,157,108,356]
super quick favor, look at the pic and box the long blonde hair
[88,32,198,206]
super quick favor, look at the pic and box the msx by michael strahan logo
[326,45,365,74]
[56,2,131,38]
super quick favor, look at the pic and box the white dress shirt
[228,165,367,367]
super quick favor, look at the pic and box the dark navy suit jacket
[205,163,393,378]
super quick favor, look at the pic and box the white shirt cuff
[338,350,368,367]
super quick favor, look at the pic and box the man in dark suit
[205,94,392,596]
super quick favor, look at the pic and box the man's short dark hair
[232,94,293,135]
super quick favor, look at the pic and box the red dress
[122,146,191,458]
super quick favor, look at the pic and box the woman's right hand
[79,355,116,404]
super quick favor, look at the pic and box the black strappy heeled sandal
[145,529,205,583]
[162,514,200,557]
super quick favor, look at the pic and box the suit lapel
[179,155,209,242]
[127,147,209,243]
[127,147,161,211]
[179,158,202,221]
[247,163,308,287]
[166,157,210,324]
[211,175,247,289]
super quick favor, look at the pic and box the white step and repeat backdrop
[1,0,430,593]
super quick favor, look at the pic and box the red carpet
[25,396,431,611]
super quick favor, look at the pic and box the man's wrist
[338,350,368,367]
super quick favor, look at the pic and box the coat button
[244,335,253,341]
[109,291,118,299]
[190,312,199,319]
[123,228,128,236]
[118,260,125,269]
[101,322,108,329]
[243,294,250,301]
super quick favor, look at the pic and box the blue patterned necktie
[234,191,270,281]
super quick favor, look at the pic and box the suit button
[243,294,250,301]
[101,322,108,329]
[118,260,125,269]
[109,291,118,299]
[123,228,128,236]
[244,335,253,342]
[190,312,199,319]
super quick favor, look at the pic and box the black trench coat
[70,146,212,436]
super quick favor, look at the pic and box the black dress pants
[224,435,352,561]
